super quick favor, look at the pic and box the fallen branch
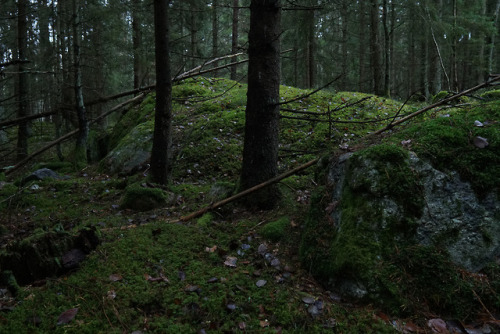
[276,74,343,106]
[0,110,58,128]
[371,75,500,136]
[4,93,146,176]
[180,158,320,222]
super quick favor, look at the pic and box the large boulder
[101,120,154,175]
[300,143,500,317]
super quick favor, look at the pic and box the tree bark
[358,1,367,92]
[230,0,239,80]
[212,0,219,77]
[132,0,143,90]
[151,0,173,185]
[382,0,390,96]
[16,0,29,162]
[489,0,500,75]
[240,0,281,209]
[305,8,316,89]
[369,0,383,95]
[72,0,89,166]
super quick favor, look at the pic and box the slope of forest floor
[0,77,499,333]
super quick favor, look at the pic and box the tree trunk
[132,0,143,90]
[305,8,316,88]
[151,0,173,185]
[340,1,348,90]
[72,0,89,166]
[230,0,239,80]
[369,0,383,95]
[489,0,500,75]
[212,0,219,77]
[358,1,367,92]
[189,0,198,69]
[451,0,459,91]
[16,0,29,162]
[240,0,281,209]
[382,0,390,96]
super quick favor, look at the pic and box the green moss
[480,89,500,100]
[172,79,213,98]
[260,216,290,241]
[196,212,213,227]
[108,93,155,151]
[391,104,500,197]
[120,185,171,211]
[378,245,487,318]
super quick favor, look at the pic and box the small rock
[307,304,321,317]
[256,279,267,287]
[474,120,484,127]
[473,136,489,148]
[302,296,316,304]
[207,277,218,283]
[270,258,281,267]
[257,243,267,255]
[224,256,237,267]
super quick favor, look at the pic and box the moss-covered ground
[0,77,499,332]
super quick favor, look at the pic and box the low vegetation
[0,77,499,333]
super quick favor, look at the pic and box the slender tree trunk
[132,0,143,90]
[358,1,367,92]
[240,0,281,209]
[151,0,173,185]
[72,0,89,166]
[489,0,500,75]
[340,1,348,90]
[369,0,382,95]
[389,0,395,96]
[189,0,198,69]
[451,0,459,91]
[478,0,488,83]
[16,0,29,162]
[231,0,239,80]
[382,0,390,96]
[212,0,219,77]
[305,9,316,88]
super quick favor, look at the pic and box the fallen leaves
[57,308,78,325]
[223,256,237,267]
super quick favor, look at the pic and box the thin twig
[276,74,343,106]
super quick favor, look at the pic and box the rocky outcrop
[328,149,500,273]
[301,143,499,311]
[100,120,154,175]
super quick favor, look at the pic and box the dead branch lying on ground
[181,76,500,221]
[180,158,320,222]
[372,74,500,136]
[4,93,146,176]
[276,74,343,106]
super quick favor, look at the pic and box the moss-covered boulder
[0,227,99,285]
[120,184,175,211]
[301,136,500,317]
[101,120,154,175]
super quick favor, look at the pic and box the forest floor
[0,78,499,333]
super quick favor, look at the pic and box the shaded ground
[0,78,499,333]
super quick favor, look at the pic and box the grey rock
[21,168,62,185]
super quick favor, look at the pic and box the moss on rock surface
[120,185,174,211]
[301,103,500,319]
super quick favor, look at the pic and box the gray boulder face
[327,150,499,273]
[408,153,500,272]
[21,168,63,185]
[101,120,154,175]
